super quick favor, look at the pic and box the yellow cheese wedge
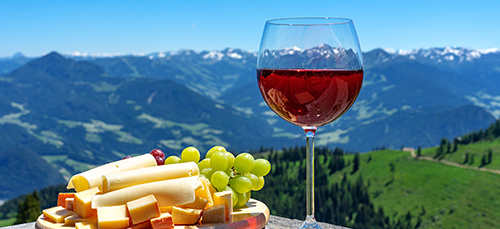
[102,162,199,193]
[126,194,161,225]
[213,191,232,222]
[159,206,173,214]
[171,207,202,225]
[195,177,214,210]
[75,222,98,229]
[74,187,100,218]
[92,176,199,209]
[67,154,157,192]
[43,206,74,223]
[96,205,129,229]
[201,204,226,224]
[150,212,174,229]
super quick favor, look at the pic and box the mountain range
[0,46,499,199]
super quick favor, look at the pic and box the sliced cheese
[171,207,202,225]
[201,204,225,224]
[74,187,100,218]
[43,206,74,223]
[75,222,98,229]
[92,176,199,209]
[195,177,214,210]
[64,213,97,226]
[213,191,232,222]
[177,195,208,210]
[67,154,157,192]
[57,193,75,208]
[96,205,129,229]
[150,212,174,229]
[102,162,199,193]
[127,220,152,229]
[126,194,161,225]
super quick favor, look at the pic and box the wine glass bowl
[257,17,363,228]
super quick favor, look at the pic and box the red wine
[257,69,363,127]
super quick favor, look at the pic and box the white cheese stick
[67,154,157,192]
[102,162,199,193]
[91,176,199,209]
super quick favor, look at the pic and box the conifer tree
[14,191,41,224]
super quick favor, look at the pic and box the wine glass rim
[266,17,353,26]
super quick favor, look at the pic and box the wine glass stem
[304,127,318,225]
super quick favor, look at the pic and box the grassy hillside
[342,149,500,228]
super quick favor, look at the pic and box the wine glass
[257,17,363,228]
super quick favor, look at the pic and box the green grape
[222,186,238,207]
[225,152,235,169]
[234,153,255,174]
[198,158,211,171]
[206,146,226,158]
[164,156,181,165]
[211,171,229,190]
[235,191,251,208]
[229,175,252,194]
[224,167,233,177]
[251,158,271,177]
[210,151,228,171]
[254,176,265,191]
[244,173,259,190]
[181,146,200,163]
[201,168,214,180]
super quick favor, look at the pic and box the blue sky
[0,0,498,57]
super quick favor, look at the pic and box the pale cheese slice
[67,154,157,192]
[92,176,199,209]
[102,162,199,193]
[213,191,233,222]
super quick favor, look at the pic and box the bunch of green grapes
[165,146,271,208]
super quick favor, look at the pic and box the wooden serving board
[36,199,270,229]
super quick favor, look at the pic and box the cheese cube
[57,193,75,209]
[65,213,97,226]
[97,205,129,229]
[201,204,225,224]
[171,207,202,225]
[42,206,74,223]
[177,196,208,210]
[150,212,174,229]
[126,194,161,225]
[75,222,98,229]
[195,178,214,209]
[75,187,100,218]
[65,198,75,211]
[213,191,232,221]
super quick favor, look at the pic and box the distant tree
[452,138,458,152]
[352,152,360,174]
[481,154,487,167]
[463,153,469,164]
[417,146,422,157]
[488,150,493,164]
[14,191,40,224]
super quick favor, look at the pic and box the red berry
[123,156,132,160]
[150,149,165,160]
[155,157,165,166]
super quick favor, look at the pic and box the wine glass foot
[298,215,322,229]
